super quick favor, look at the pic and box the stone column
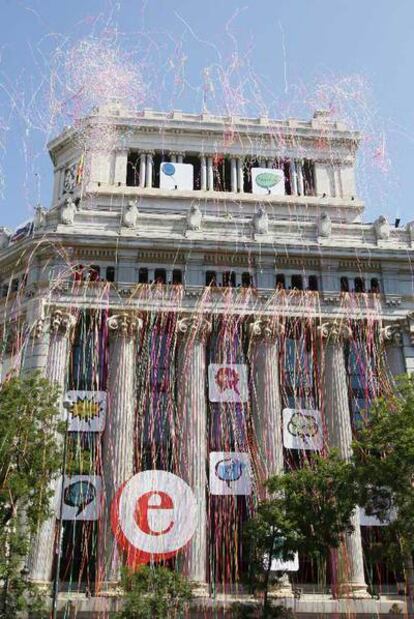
[101,312,142,589]
[249,317,284,479]
[237,158,244,193]
[29,309,76,585]
[177,152,184,164]
[381,324,406,377]
[230,157,237,192]
[319,321,368,598]
[176,316,211,591]
[139,153,146,188]
[170,152,177,163]
[22,316,50,375]
[145,153,153,188]
[296,160,304,196]
[289,160,298,195]
[200,155,207,191]
[207,156,214,191]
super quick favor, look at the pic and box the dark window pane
[340,276,349,292]
[206,271,216,286]
[308,275,318,291]
[139,268,148,284]
[106,266,115,282]
[154,268,166,284]
[276,274,285,290]
[354,277,365,293]
[291,274,303,290]
[172,269,182,285]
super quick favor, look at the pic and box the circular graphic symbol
[287,412,319,441]
[162,162,176,176]
[111,470,198,568]
[256,172,281,189]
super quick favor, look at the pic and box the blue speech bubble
[162,163,176,176]
[215,458,245,487]
[64,480,96,516]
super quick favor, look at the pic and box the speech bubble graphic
[215,457,245,487]
[162,162,176,176]
[64,480,96,516]
[255,172,282,189]
[287,412,319,442]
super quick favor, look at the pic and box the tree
[0,372,63,618]
[117,565,193,619]
[243,451,359,616]
[352,374,414,617]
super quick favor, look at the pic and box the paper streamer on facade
[209,452,252,495]
[208,364,249,403]
[282,408,323,451]
[64,390,107,432]
[56,475,102,521]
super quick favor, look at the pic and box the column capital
[249,317,284,342]
[380,322,403,345]
[177,315,211,341]
[107,312,143,337]
[30,318,46,340]
[50,309,77,336]
[318,320,352,342]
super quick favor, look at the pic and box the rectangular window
[354,277,365,293]
[340,276,349,292]
[241,272,252,287]
[172,269,182,285]
[184,155,200,190]
[206,271,217,286]
[308,275,318,291]
[276,273,286,290]
[291,274,303,291]
[154,268,166,284]
[138,268,148,284]
[303,160,315,196]
[106,266,115,282]
[222,271,236,287]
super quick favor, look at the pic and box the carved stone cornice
[318,320,352,342]
[177,315,211,341]
[380,323,403,345]
[107,312,143,337]
[50,309,77,336]
[249,317,284,342]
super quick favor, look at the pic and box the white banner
[359,505,396,526]
[56,475,102,521]
[64,391,107,432]
[282,408,323,451]
[208,364,248,403]
[270,552,299,572]
[209,452,252,495]
[251,167,285,196]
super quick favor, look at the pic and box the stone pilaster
[29,309,76,585]
[22,317,50,374]
[176,315,211,591]
[319,321,368,598]
[101,312,142,589]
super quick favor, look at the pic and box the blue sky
[0,0,413,228]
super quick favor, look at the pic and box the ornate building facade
[0,104,413,614]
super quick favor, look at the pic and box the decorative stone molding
[385,296,402,307]
[31,318,46,340]
[318,320,352,341]
[50,309,77,336]
[380,323,403,345]
[252,207,269,235]
[122,201,139,228]
[318,212,332,238]
[60,197,77,225]
[0,227,11,249]
[33,206,47,230]
[186,204,203,231]
[374,215,391,241]
[177,315,211,341]
[107,312,143,337]
[249,317,284,342]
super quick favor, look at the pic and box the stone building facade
[0,105,413,614]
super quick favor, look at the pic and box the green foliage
[244,451,358,610]
[117,565,193,619]
[352,374,414,554]
[0,371,64,617]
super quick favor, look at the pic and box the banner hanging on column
[209,452,252,495]
[282,408,323,451]
[208,364,248,403]
[64,390,107,432]
[56,475,102,521]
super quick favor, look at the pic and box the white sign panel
[359,506,396,526]
[208,364,248,403]
[270,552,299,572]
[209,452,252,495]
[283,408,324,451]
[159,162,193,191]
[112,470,198,564]
[57,475,102,521]
[251,167,285,196]
[64,391,107,432]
